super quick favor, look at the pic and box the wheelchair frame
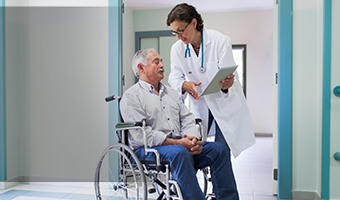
[94,95,213,200]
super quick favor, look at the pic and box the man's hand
[181,134,203,155]
[162,135,203,155]
[220,74,235,90]
[182,81,202,100]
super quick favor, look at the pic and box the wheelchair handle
[105,95,121,102]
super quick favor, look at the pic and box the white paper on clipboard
[200,65,238,96]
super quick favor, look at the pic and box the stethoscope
[185,31,206,73]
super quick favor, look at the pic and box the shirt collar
[138,80,165,95]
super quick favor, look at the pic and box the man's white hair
[132,48,157,78]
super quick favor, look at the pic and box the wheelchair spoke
[95,143,147,200]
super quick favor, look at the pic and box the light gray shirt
[120,80,200,150]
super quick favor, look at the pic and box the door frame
[0,0,6,182]
[135,30,172,53]
[321,0,332,199]
[108,0,122,145]
[277,0,293,199]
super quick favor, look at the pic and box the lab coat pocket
[215,88,242,117]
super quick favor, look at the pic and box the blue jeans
[134,142,239,200]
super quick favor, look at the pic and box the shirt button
[163,107,165,109]
[167,118,170,120]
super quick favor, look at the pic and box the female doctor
[167,3,255,199]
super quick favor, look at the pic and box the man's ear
[137,63,144,72]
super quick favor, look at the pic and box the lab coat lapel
[202,28,210,55]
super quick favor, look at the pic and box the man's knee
[204,142,230,159]
[170,145,192,160]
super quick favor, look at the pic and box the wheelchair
[94,95,215,200]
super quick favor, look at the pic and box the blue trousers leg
[134,145,206,200]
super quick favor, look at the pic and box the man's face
[142,51,164,83]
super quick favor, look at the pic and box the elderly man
[120,49,239,200]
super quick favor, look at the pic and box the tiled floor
[231,137,277,200]
[0,137,277,200]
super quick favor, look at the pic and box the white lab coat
[168,28,255,157]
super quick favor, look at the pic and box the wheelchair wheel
[95,143,147,200]
[198,167,210,198]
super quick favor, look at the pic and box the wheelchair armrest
[115,122,143,144]
[115,122,142,129]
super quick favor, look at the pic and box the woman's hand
[220,74,235,90]
[182,81,202,100]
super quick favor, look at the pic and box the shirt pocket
[169,104,180,118]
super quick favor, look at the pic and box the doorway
[232,44,247,97]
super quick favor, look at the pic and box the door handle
[334,152,340,161]
[334,86,340,97]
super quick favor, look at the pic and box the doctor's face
[170,20,196,45]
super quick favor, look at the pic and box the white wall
[129,8,274,134]
[292,0,323,195]
[6,5,110,182]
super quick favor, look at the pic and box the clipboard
[200,65,238,96]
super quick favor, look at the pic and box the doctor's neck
[191,31,202,48]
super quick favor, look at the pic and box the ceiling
[125,0,274,13]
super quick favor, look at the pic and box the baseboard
[292,190,321,200]
[19,176,93,185]
[1,176,94,189]
[255,133,273,137]
[0,176,21,189]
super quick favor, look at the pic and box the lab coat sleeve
[168,43,187,98]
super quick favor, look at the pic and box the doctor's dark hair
[167,3,204,32]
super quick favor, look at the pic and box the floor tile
[0,137,278,200]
